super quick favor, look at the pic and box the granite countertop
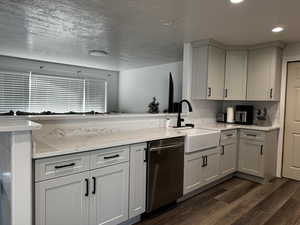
[0,119,41,132]
[198,123,280,132]
[33,127,186,159]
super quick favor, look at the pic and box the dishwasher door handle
[150,143,184,152]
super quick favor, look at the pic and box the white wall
[118,62,183,113]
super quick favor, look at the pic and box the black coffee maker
[235,105,254,125]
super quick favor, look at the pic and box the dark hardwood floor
[139,178,300,225]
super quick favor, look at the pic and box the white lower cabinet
[238,139,264,178]
[184,147,220,195]
[35,172,90,225]
[129,143,147,218]
[35,144,148,225]
[220,143,238,177]
[202,148,221,185]
[184,151,204,195]
[90,163,129,225]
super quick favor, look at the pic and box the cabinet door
[89,163,129,225]
[129,143,146,218]
[247,48,273,101]
[207,46,226,100]
[184,151,204,195]
[225,50,248,100]
[220,143,237,177]
[35,172,89,225]
[202,148,221,185]
[238,140,264,177]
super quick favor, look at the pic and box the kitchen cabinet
[238,139,264,177]
[90,163,129,225]
[191,43,226,100]
[35,146,131,225]
[238,129,278,181]
[224,50,248,100]
[220,130,238,177]
[201,148,221,185]
[247,47,282,101]
[35,172,90,225]
[184,147,220,195]
[129,143,147,218]
[184,150,204,195]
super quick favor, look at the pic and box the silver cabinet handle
[225,89,228,98]
[260,145,264,155]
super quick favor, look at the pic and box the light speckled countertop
[198,123,280,132]
[33,127,186,159]
[0,119,41,132]
[32,123,280,159]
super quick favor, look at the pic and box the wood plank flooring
[139,178,300,225]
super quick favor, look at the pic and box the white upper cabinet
[247,47,282,101]
[187,40,283,102]
[225,50,248,100]
[191,44,226,100]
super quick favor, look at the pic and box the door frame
[277,56,300,177]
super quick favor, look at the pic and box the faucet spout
[176,99,193,128]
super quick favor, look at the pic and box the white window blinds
[29,74,85,113]
[0,71,107,113]
[0,72,29,113]
[84,79,107,113]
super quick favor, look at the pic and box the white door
[89,163,129,225]
[239,140,264,177]
[225,50,248,100]
[247,48,272,101]
[220,143,237,176]
[207,46,226,100]
[184,151,204,195]
[202,148,221,185]
[35,172,90,225]
[129,143,147,218]
[283,62,300,180]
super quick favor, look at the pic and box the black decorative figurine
[148,97,160,113]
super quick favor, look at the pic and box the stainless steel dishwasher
[146,137,184,213]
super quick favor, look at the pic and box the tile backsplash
[222,101,280,125]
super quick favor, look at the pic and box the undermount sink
[179,128,220,153]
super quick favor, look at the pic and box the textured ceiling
[0,0,299,70]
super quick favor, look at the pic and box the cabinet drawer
[90,145,129,169]
[240,129,265,142]
[35,153,90,182]
[220,129,237,145]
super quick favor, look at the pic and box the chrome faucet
[176,99,193,128]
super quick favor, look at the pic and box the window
[84,78,107,112]
[0,72,30,112]
[30,74,84,113]
[0,71,107,114]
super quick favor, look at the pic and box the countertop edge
[0,120,42,132]
[33,130,185,159]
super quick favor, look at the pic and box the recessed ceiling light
[88,50,109,57]
[272,26,284,33]
[230,0,244,4]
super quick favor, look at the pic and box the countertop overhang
[0,119,41,132]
